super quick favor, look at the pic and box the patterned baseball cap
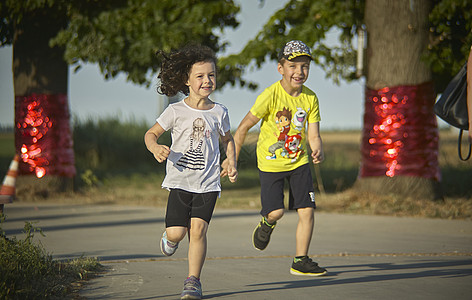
[279,40,313,61]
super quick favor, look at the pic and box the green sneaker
[290,256,327,276]
[252,217,276,250]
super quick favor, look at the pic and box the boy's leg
[290,209,326,276]
[295,207,314,256]
[253,170,286,250]
[266,208,284,224]
[288,164,316,255]
[288,164,327,276]
[291,207,326,276]
[253,214,278,251]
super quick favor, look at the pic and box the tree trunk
[13,9,75,193]
[356,0,441,200]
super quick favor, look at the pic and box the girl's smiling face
[186,61,216,99]
[277,56,311,96]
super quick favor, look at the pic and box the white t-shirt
[156,100,231,193]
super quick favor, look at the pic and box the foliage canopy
[221,0,472,90]
[0,0,239,87]
[1,0,471,90]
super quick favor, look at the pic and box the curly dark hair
[156,45,217,97]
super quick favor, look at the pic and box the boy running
[222,40,327,276]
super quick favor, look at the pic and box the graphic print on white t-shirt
[176,117,206,170]
[157,100,230,193]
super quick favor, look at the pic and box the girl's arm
[144,122,170,163]
[307,122,324,164]
[220,131,238,183]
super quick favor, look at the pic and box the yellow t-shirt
[250,81,321,172]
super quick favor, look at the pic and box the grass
[0,218,104,299]
[0,119,471,220]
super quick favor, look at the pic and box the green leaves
[425,0,472,91]
[218,0,364,89]
[220,0,471,90]
[1,0,239,86]
[50,0,240,86]
[2,0,471,91]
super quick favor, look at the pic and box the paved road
[2,203,472,299]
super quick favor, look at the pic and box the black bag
[434,63,471,161]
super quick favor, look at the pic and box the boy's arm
[221,111,260,178]
[307,122,324,164]
[144,122,170,163]
[233,112,261,160]
[220,131,238,182]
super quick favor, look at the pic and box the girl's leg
[164,189,191,244]
[295,207,314,256]
[187,218,209,278]
[165,226,187,243]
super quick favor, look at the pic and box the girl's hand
[220,159,238,182]
[152,144,170,163]
[227,166,238,183]
[220,158,229,178]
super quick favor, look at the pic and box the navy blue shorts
[165,189,218,227]
[258,164,316,216]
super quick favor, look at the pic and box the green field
[0,118,471,219]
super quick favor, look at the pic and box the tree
[357,0,439,198]
[2,0,470,199]
[0,0,240,179]
[220,0,472,199]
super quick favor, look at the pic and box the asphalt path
[2,203,472,299]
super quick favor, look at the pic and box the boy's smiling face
[277,56,311,96]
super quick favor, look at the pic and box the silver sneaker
[181,276,202,300]
[160,231,179,256]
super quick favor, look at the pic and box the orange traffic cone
[0,155,19,213]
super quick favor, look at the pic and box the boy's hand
[152,144,170,163]
[311,149,324,164]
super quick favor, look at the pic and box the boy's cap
[279,40,313,61]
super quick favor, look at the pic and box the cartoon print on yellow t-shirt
[266,107,291,160]
[266,107,307,162]
[281,133,304,162]
[292,107,307,131]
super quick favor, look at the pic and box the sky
[0,0,365,131]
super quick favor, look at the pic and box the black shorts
[165,189,218,227]
[259,164,316,216]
